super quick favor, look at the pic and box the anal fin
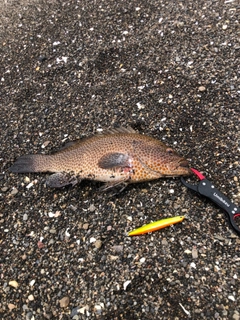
[46,172,78,188]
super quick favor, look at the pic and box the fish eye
[166,148,174,154]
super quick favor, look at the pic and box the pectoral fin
[46,172,78,188]
[98,153,131,170]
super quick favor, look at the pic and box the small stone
[48,212,55,218]
[28,294,34,301]
[233,176,238,182]
[8,303,17,311]
[232,311,240,320]
[38,55,47,62]
[192,247,198,259]
[89,204,96,212]
[79,306,89,314]
[83,223,89,230]
[23,214,28,221]
[29,280,35,287]
[41,141,50,148]
[26,182,34,189]
[59,296,70,308]
[11,188,18,195]
[94,304,103,315]
[9,280,19,288]
[198,86,206,92]
[37,241,45,249]
[222,24,227,30]
[71,306,81,317]
[162,238,168,246]
[228,295,235,302]
[110,255,118,261]
[24,176,30,183]
[1,187,8,192]
[112,245,123,253]
[22,304,28,311]
[26,312,34,320]
[123,280,131,290]
[94,240,102,249]
[90,237,96,243]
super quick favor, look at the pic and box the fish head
[155,147,192,177]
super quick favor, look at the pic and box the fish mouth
[179,159,189,168]
[177,159,192,175]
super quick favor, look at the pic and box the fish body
[128,216,185,236]
[9,127,191,188]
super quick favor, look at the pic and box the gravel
[1,0,239,319]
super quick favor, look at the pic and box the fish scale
[9,127,191,188]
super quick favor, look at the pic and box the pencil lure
[128,216,185,236]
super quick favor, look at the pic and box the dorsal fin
[51,127,137,154]
[102,126,136,135]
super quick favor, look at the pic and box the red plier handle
[181,168,240,236]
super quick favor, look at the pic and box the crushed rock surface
[0,0,239,319]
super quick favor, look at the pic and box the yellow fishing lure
[128,216,184,236]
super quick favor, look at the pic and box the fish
[9,127,191,189]
[128,216,185,236]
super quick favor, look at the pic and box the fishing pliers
[181,168,240,236]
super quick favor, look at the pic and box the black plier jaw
[181,168,240,236]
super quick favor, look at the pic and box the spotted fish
[9,127,191,189]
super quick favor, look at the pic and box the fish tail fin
[9,154,51,173]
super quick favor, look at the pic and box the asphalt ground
[0,0,240,319]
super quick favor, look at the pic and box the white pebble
[41,141,50,148]
[28,294,34,301]
[65,229,70,237]
[29,280,35,287]
[79,306,89,314]
[123,280,131,290]
[198,86,206,92]
[136,102,145,109]
[9,280,19,288]
[26,182,34,189]
[228,295,235,301]
[48,212,55,218]
[140,257,146,263]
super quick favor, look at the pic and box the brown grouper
[9,127,191,189]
